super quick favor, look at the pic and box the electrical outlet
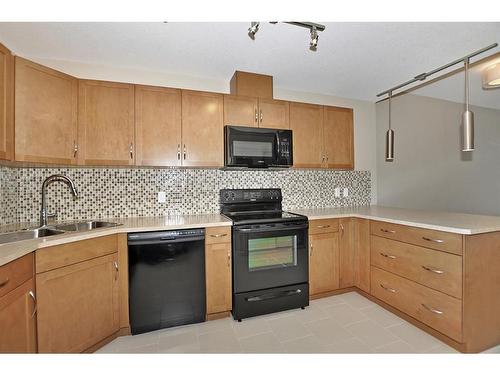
[158,191,166,203]
[334,187,341,198]
[343,188,349,197]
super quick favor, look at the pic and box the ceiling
[0,22,499,107]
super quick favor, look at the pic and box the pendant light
[385,91,394,161]
[462,58,474,152]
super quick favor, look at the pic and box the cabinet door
[15,57,78,164]
[78,80,135,166]
[0,42,13,161]
[289,102,323,168]
[258,98,289,129]
[323,106,354,169]
[181,90,223,167]
[205,242,232,315]
[339,218,355,288]
[353,218,371,293]
[309,232,339,295]
[0,278,37,353]
[223,95,258,128]
[135,85,181,166]
[36,253,119,353]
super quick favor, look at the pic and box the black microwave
[224,126,293,168]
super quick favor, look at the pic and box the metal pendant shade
[385,92,394,161]
[462,58,475,152]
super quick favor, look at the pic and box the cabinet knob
[177,144,181,160]
[380,284,397,293]
[422,236,444,244]
[73,141,78,158]
[0,278,9,288]
[421,265,444,274]
[183,144,187,160]
[260,110,263,122]
[421,303,443,315]
[129,143,134,159]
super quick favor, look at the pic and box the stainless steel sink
[0,227,66,245]
[53,221,122,232]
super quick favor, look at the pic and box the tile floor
[97,292,500,354]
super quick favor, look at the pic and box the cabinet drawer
[371,236,462,298]
[370,221,463,255]
[371,266,462,342]
[36,235,117,273]
[0,254,34,298]
[205,226,231,244]
[309,219,339,235]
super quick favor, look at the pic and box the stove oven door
[232,221,309,293]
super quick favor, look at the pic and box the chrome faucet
[40,174,79,227]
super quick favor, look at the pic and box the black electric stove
[220,189,309,321]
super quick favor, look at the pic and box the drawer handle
[210,233,228,238]
[380,252,397,259]
[0,278,9,288]
[380,228,396,234]
[380,284,397,293]
[317,225,331,229]
[28,290,37,318]
[421,303,443,315]
[421,265,444,275]
[422,236,444,244]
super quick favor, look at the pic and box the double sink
[0,221,122,245]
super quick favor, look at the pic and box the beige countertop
[3,205,500,267]
[292,205,500,235]
[0,214,232,267]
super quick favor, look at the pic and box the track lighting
[309,27,319,51]
[247,22,325,51]
[248,22,259,40]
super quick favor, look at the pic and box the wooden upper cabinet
[135,85,182,166]
[258,98,289,129]
[289,102,323,168]
[223,95,258,128]
[181,90,223,167]
[323,106,354,169]
[78,80,135,166]
[15,58,78,164]
[36,253,119,353]
[0,278,37,353]
[230,71,273,99]
[0,42,14,161]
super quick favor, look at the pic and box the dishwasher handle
[128,230,205,245]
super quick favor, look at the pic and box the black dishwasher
[128,229,206,335]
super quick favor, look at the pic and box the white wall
[377,93,500,215]
[30,57,378,204]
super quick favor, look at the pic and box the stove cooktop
[223,210,306,225]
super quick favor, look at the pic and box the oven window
[233,140,273,158]
[248,235,297,271]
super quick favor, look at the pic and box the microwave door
[225,127,277,167]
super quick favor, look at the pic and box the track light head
[248,22,260,40]
[309,27,319,51]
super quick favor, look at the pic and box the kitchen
[1,5,500,374]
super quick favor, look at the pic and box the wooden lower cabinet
[309,230,339,296]
[36,253,119,353]
[0,278,37,353]
[205,227,232,317]
[353,218,370,293]
[339,218,355,288]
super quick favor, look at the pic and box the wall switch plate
[334,187,341,198]
[158,191,166,203]
[343,188,349,197]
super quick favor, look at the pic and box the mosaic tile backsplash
[0,167,371,226]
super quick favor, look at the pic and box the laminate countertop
[3,205,500,267]
[0,214,232,267]
[291,205,500,235]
